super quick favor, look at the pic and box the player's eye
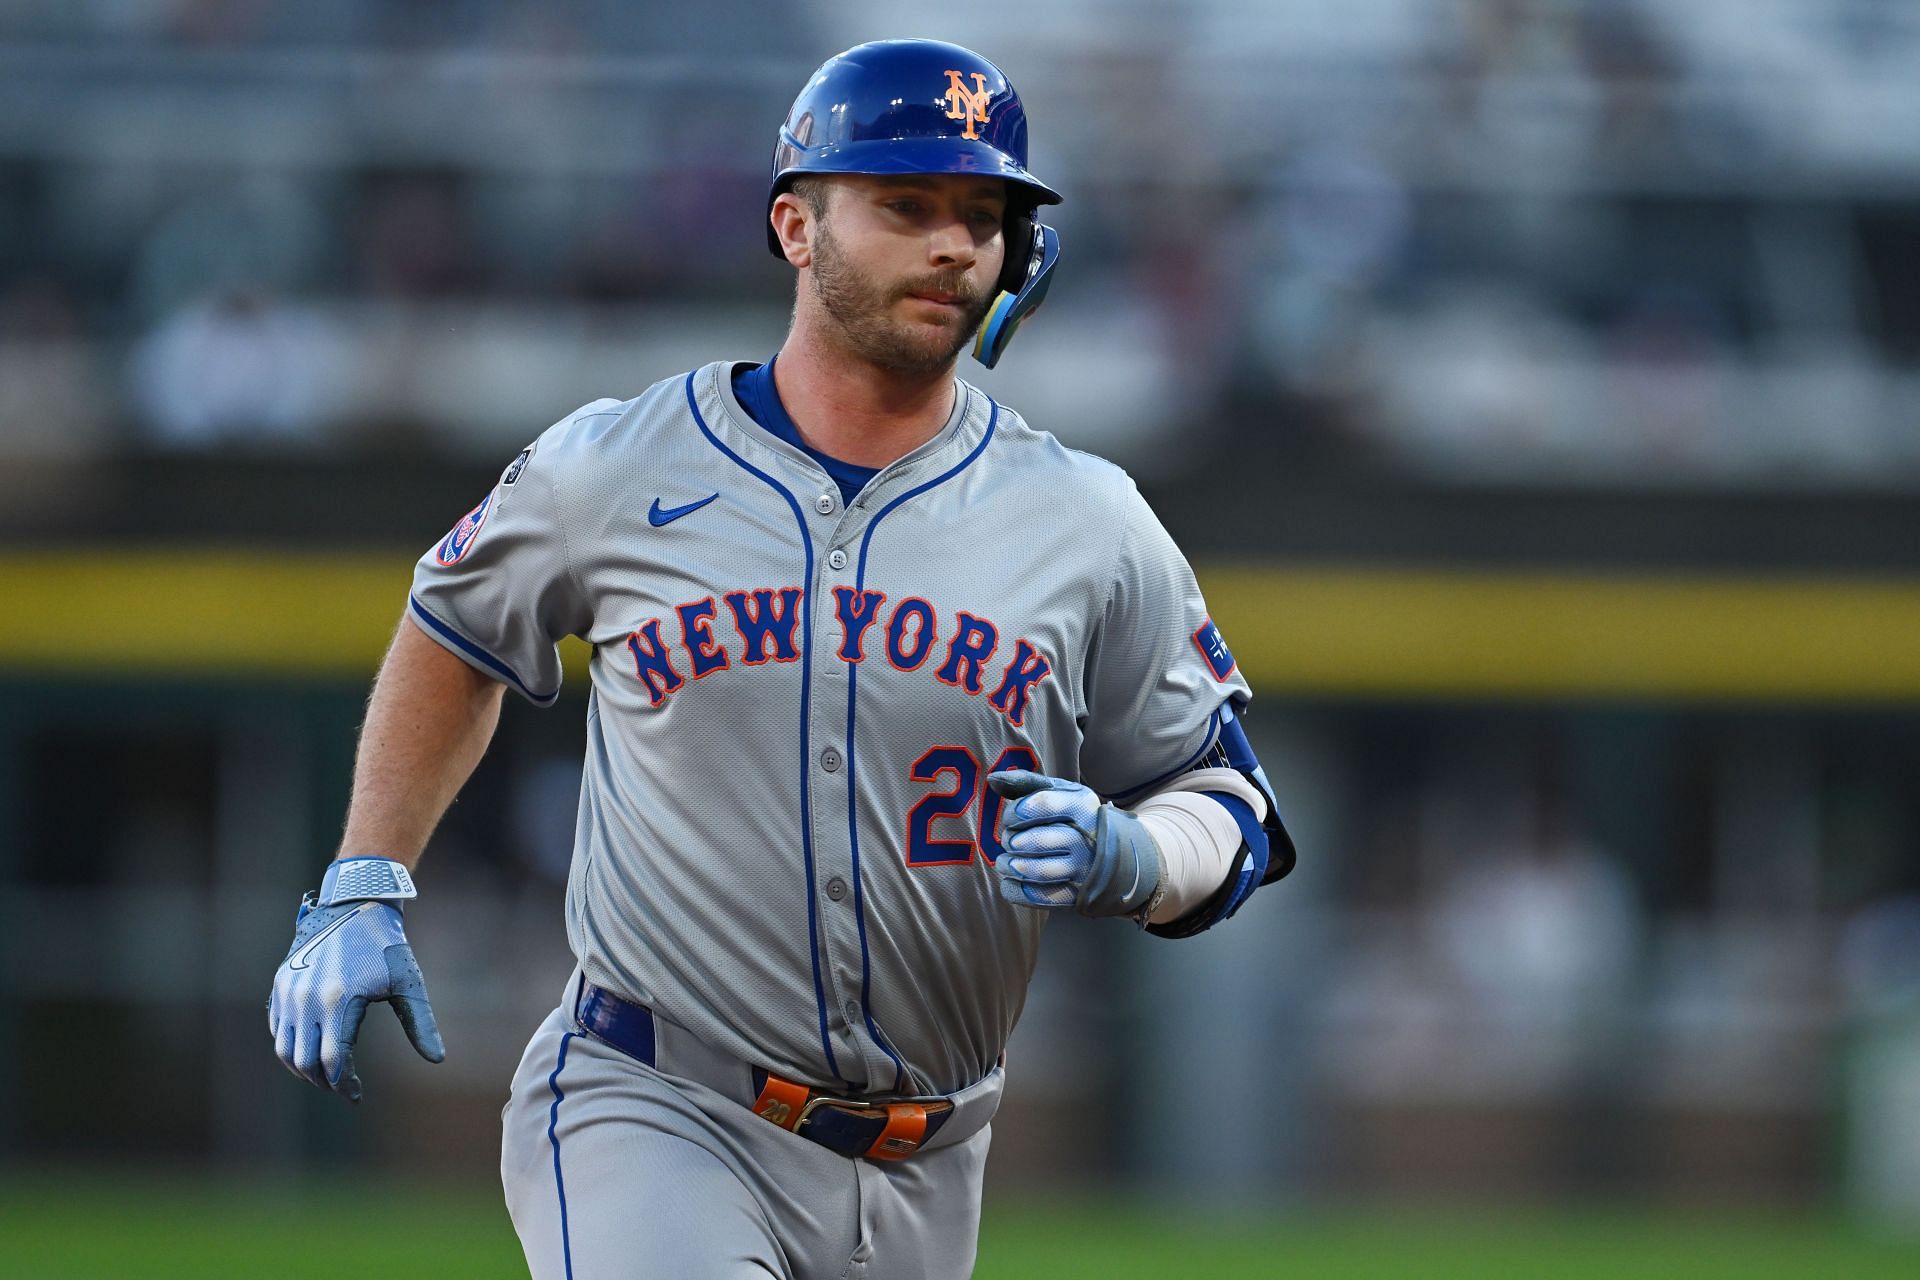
[885,199,922,214]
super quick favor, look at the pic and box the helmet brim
[773,136,1062,206]
[766,139,1062,256]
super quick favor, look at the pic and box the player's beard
[808,219,994,377]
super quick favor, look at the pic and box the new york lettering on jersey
[623,586,1053,725]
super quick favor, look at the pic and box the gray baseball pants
[501,994,993,1279]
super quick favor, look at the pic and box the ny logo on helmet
[942,70,991,140]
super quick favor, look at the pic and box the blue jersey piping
[684,371,840,1080]
[408,595,560,706]
[546,1030,578,1280]
[847,394,1000,1093]
[1106,704,1228,804]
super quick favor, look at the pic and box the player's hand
[985,770,1163,919]
[268,880,444,1102]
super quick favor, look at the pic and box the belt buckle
[753,1070,954,1161]
[797,1094,947,1161]
[798,1095,909,1155]
[798,1094,883,1124]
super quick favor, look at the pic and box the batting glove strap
[317,856,418,907]
[1081,804,1165,920]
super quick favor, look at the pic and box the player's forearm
[1135,793,1241,923]
[1131,768,1271,924]
[335,614,507,868]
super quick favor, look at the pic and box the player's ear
[770,192,814,269]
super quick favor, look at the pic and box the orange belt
[749,1072,955,1162]
[574,980,955,1161]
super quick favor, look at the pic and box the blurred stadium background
[5,1,1920,1275]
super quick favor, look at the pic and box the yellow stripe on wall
[2,552,1915,701]
[1,552,416,678]
[1201,565,1920,701]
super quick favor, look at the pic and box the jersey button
[826,877,847,901]
[821,747,842,772]
[828,548,847,570]
[816,494,836,515]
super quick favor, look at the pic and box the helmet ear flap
[997,206,1039,297]
[973,216,1060,369]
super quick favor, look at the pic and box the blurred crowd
[3,0,1919,479]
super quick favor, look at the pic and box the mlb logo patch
[436,493,493,565]
[1192,618,1236,681]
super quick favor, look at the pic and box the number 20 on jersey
[906,745,1040,867]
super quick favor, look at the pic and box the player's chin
[885,312,972,361]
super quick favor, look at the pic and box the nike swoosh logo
[288,905,366,971]
[649,494,718,527]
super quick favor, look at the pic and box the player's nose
[926,218,978,270]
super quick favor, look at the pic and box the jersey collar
[698,361,989,510]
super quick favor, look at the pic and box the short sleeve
[406,404,607,704]
[1078,482,1252,798]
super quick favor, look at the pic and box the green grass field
[5,1176,1919,1279]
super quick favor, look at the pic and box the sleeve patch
[1192,618,1237,682]
[501,447,533,485]
[436,492,493,565]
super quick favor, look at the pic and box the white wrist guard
[1129,768,1268,926]
[317,857,419,907]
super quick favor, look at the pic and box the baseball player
[269,38,1294,1280]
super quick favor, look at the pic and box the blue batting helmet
[766,38,1062,256]
[767,39,1065,367]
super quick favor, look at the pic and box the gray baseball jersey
[409,360,1250,1098]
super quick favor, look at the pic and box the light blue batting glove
[986,770,1164,919]
[268,857,444,1103]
